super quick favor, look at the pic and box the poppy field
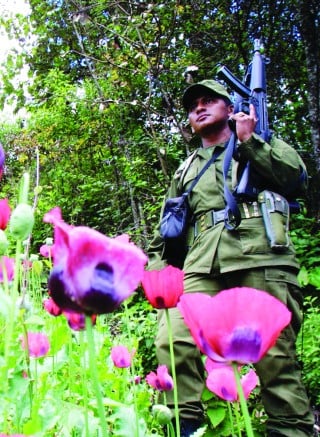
[0,157,318,436]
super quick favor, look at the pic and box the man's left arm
[236,133,308,197]
[231,104,307,196]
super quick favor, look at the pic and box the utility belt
[189,190,290,252]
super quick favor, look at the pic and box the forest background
[0,0,319,409]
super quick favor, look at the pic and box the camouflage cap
[182,79,231,110]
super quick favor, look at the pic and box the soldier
[147,80,314,437]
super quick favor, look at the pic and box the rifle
[217,39,271,199]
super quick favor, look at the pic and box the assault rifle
[217,39,271,199]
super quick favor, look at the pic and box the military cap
[182,79,231,110]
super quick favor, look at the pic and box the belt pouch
[257,190,290,252]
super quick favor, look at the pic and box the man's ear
[228,104,234,115]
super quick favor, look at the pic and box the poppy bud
[152,404,173,425]
[9,203,34,240]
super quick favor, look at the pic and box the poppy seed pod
[9,203,35,240]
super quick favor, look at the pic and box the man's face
[187,93,233,136]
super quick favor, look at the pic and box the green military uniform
[147,133,314,436]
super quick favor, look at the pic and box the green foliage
[202,385,266,436]
[291,212,320,272]
[297,296,320,406]
[0,2,319,433]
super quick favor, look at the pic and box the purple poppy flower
[146,365,174,392]
[43,297,63,316]
[111,345,134,368]
[40,244,54,259]
[205,358,258,402]
[178,287,291,364]
[63,311,97,331]
[44,207,148,315]
[20,332,50,358]
[0,143,5,179]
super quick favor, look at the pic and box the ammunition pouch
[257,190,290,252]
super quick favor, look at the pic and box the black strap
[222,134,241,230]
[183,146,225,198]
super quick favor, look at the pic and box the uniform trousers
[155,266,314,437]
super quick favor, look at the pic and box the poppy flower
[40,244,54,259]
[43,297,63,316]
[43,207,147,315]
[111,345,134,368]
[205,358,258,402]
[177,287,291,364]
[63,311,96,331]
[146,365,174,391]
[43,297,96,330]
[0,198,11,230]
[20,332,50,358]
[141,265,184,309]
[0,256,15,282]
[0,143,5,179]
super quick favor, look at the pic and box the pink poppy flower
[111,345,134,368]
[43,297,63,316]
[205,358,258,402]
[141,265,184,309]
[40,244,54,259]
[43,207,147,314]
[20,332,50,358]
[0,198,11,230]
[146,365,174,391]
[0,256,15,282]
[133,375,141,384]
[63,311,97,331]
[177,287,291,364]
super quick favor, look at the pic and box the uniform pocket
[264,267,303,335]
[238,218,271,254]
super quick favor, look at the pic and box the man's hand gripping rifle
[217,39,271,199]
[217,40,303,246]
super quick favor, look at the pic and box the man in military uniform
[147,80,314,437]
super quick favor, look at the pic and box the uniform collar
[197,142,227,159]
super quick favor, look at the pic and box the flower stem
[165,308,180,437]
[233,402,242,436]
[79,331,90,437]
[226,402,236,436]
[232,363,254,437]
[85,315,109,436]
[122,301,140,437]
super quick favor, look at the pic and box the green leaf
[207,406,226,428]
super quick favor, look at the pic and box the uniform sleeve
[237,133,308,197]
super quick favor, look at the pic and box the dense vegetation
[0,0,319,414]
